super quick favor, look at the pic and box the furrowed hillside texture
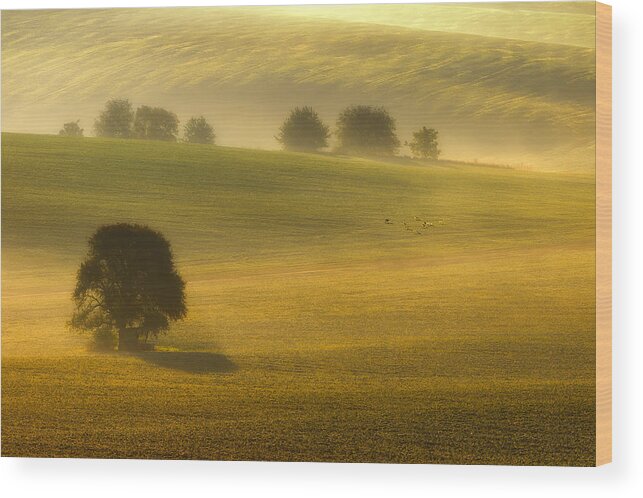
[1,4,596,171]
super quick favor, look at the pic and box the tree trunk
[118,328,139,351]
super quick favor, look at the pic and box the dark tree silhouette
[59,120,84,137]
[336,105,400,156]
[184,116,215,144]
[71,223,187,351]
[276,106,330,151]
[94,99,134,138]
[133,106,179,142]
[407,127,441,160]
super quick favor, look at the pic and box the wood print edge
[595,0,612,467]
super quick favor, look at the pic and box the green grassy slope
[1,6,595,171]
[2,133,595,464]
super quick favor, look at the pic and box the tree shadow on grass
[134,351,238,374]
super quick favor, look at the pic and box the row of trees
[60,99,215,144]
[94,99,215,144]
[61,99,440,159]
[279,105,440,159]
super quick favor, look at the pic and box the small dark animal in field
[385,218,393,224]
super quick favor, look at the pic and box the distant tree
[276,106,330,151]
[184,116,215,144]
[70,223,187,351]
[59,120,84,137]
[94,99,134,138]
[406,127,441,160]
[133,106,179,142]
[336,105,400,156]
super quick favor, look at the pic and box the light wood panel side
[595,1,612,467]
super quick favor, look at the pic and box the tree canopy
[407,126,441,160]
[94,99,134,138]
[71,223,187,351]
[276,106,330,151]
[133,105,179,141]
[336,105,400,156]
[59,120,84,137]
[184,116,215,144]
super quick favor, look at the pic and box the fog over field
[2,3,596,171]
[1,3,599,465]
[2,134,596,463]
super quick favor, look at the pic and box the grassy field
[2,132,595,464]
[2,5,596,170]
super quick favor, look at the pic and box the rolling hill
[1,5,596,171]
[2,133,595,464]
[262,2,597,47]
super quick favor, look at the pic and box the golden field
[2,133,595,464]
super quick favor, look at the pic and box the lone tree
[71,223,187,351]
[133,105,179,141]
[336,105,400,156]
[59,120,84,137]
[407,126,441,160]
[276,106,330,151]
[95,99,134,138]
[184,116,215,144]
